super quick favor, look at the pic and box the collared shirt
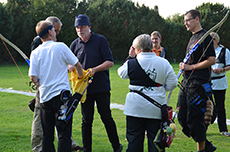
[152,45,162,56]
[70,33,114,94]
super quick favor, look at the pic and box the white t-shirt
[211,46,230,90]
[117,52,177,119]
[29,41,79,103]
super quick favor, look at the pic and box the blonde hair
[150,31,162,39]
[36,21,52,39]
[210,32,220,44]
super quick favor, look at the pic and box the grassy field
[0,63,230,152]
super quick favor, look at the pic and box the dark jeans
[40,95,72,152]
[81,91,120,152]
[126,116,163,152]
[213,90,228,132]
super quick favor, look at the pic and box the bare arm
[74,62,83,78]
[179,56,216,71]
[30,76,40,88]
[212,65,230,74]
[91,61,114,76]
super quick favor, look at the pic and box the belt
[211,75,225,80]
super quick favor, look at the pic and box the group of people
[28,9,229,152]
[118,9,229,152]
[29,15,122,152]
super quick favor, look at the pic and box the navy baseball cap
[74,14,91,27]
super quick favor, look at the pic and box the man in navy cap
[68,14,123,152]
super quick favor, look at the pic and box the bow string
[167,10,229,105]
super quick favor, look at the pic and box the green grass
[0,63,230,151]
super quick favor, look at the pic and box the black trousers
[126,116,163,152]
[81,91,120,152]
[177,79,208,142]
[40,95,72,152]
[213,90,228,132]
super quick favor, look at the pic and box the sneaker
[220,131,230,137]
[113,144,123,152]
[205,140,216,152]
[72,145,84,151]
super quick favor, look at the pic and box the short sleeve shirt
[184,29,215,81]
[70,33,114,94]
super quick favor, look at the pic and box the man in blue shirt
[68,14,122,152]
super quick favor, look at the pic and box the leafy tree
[164,2,230,62]
[4,0,33,63]
[0,3,14,64]
[29,0,80,45]
[83,0,165,61]
[197,2,230,49]
[162,20,190,62]
[1,1,229,64]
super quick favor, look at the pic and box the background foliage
[0,0,229,64]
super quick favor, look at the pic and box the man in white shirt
[29,20,83,152]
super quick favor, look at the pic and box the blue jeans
[81,91,120,152]
[126,116,163,152]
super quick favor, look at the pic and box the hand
[87,68,96,76]
[179,62,194,71]
[68,65,75,72]
[212,68,223,74]
[129,46,136,57]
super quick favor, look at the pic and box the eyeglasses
[184,17,195,23]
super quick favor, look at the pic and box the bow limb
[166,10,229,105]
[0,33,30,66]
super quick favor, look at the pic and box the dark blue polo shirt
[70,32,114,94]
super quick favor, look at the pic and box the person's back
[117,34,177,152]
[29,20,83,152]
[31,41,75,102]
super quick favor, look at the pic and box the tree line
[0,0,229,64]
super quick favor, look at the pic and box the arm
[213,48,230,73]
[30,76,40,88]
[91,60,114,76]
[164,63,178,91]
[74,61,83,78]
[179,56,216,71]
[212,66,230,74]
[117,61,129,79]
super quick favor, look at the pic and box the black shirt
[70,33,114,94]
[184,29,215,81]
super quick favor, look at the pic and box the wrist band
[192,65,196,70]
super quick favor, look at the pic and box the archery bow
[0,33,30,66]
[167,10,229,105]
[0,33,33,91]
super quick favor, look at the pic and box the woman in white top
[210,32,230,137]
[118,34,177,152]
